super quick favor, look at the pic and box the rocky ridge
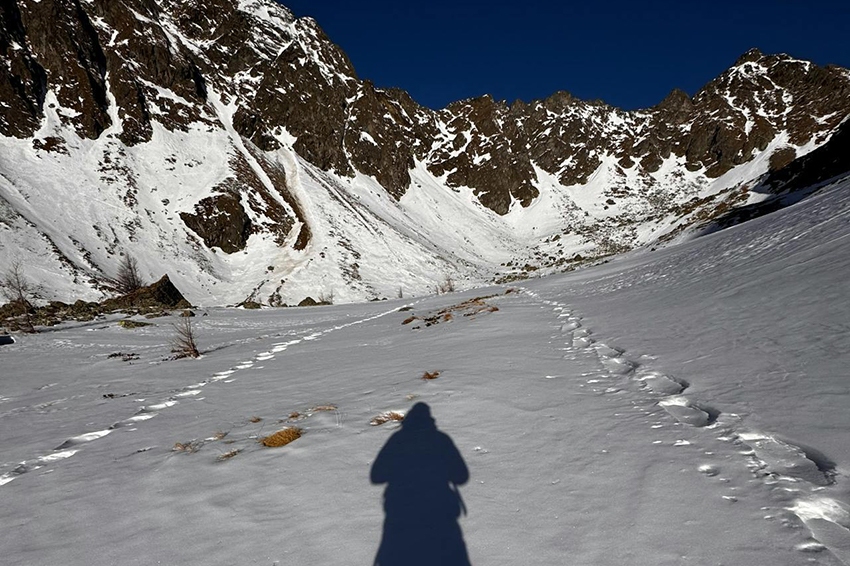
[1,0,849,305]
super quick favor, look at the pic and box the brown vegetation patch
[249,416,263,423]
[260,427,302,447]
[422,370,441,380]
[217,449,241,461]
[107,352,139,362]
[173,440,203,453]
[118,319,152,329]
[370,411,405,426]
[410,293,503,329]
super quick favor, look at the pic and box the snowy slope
[1,175,848,565]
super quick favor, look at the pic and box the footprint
[172,390,201,398]
[112,413,156,428]
[637,372,689,395]
[594,343,624,358]
[272,339,301,353]
[0,448,81,486]
[56,429,112,449]
[658,396,718,427]
[36,449,79,463]
[738,432,834,486]
[601,357,635,375]
[789,498,850,563]
[139,400,178,412]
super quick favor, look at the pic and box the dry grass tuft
[311,404,337,412]
[260,427,302,447]
[422,370,441,380]
[288,411,301,420]
[118,319,152,329]
[370,411,405,426]
[249,416,263,423]
[173,440,202,453]
[402,316,418,325]
[212,431,228,440]
[217,449,241,461]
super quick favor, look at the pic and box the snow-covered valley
[1,175,848,565]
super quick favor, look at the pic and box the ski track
[0,303,414,487]
[522,287,850,565]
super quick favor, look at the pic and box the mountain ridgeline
[1,0,849,305]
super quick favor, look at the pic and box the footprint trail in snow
[524,288,850,565]
[0,302,411,487]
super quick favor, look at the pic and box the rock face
[0,0,849,305]
[101,275,191,311]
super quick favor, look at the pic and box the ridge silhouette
[371,402,471,566]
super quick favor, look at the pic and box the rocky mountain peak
[0,1,849,306]
[735,47,765,65]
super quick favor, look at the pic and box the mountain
[1,0,849,306]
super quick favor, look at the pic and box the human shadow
[371,402,471,566]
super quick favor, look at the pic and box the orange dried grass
[260,427,302,447]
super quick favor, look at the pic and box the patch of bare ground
[402,290,509,329]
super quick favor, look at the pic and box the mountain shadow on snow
[371,402,472,566]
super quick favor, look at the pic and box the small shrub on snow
[171,317,200,358]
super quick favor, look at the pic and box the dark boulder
[102,275,191,311]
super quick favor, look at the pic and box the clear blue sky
[280,1,850,110]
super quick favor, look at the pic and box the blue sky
[280,1,850,110]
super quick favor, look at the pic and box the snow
[1,175,849,565]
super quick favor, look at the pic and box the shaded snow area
[1,179,849,565]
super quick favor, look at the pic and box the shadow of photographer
[371,402,471,566]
